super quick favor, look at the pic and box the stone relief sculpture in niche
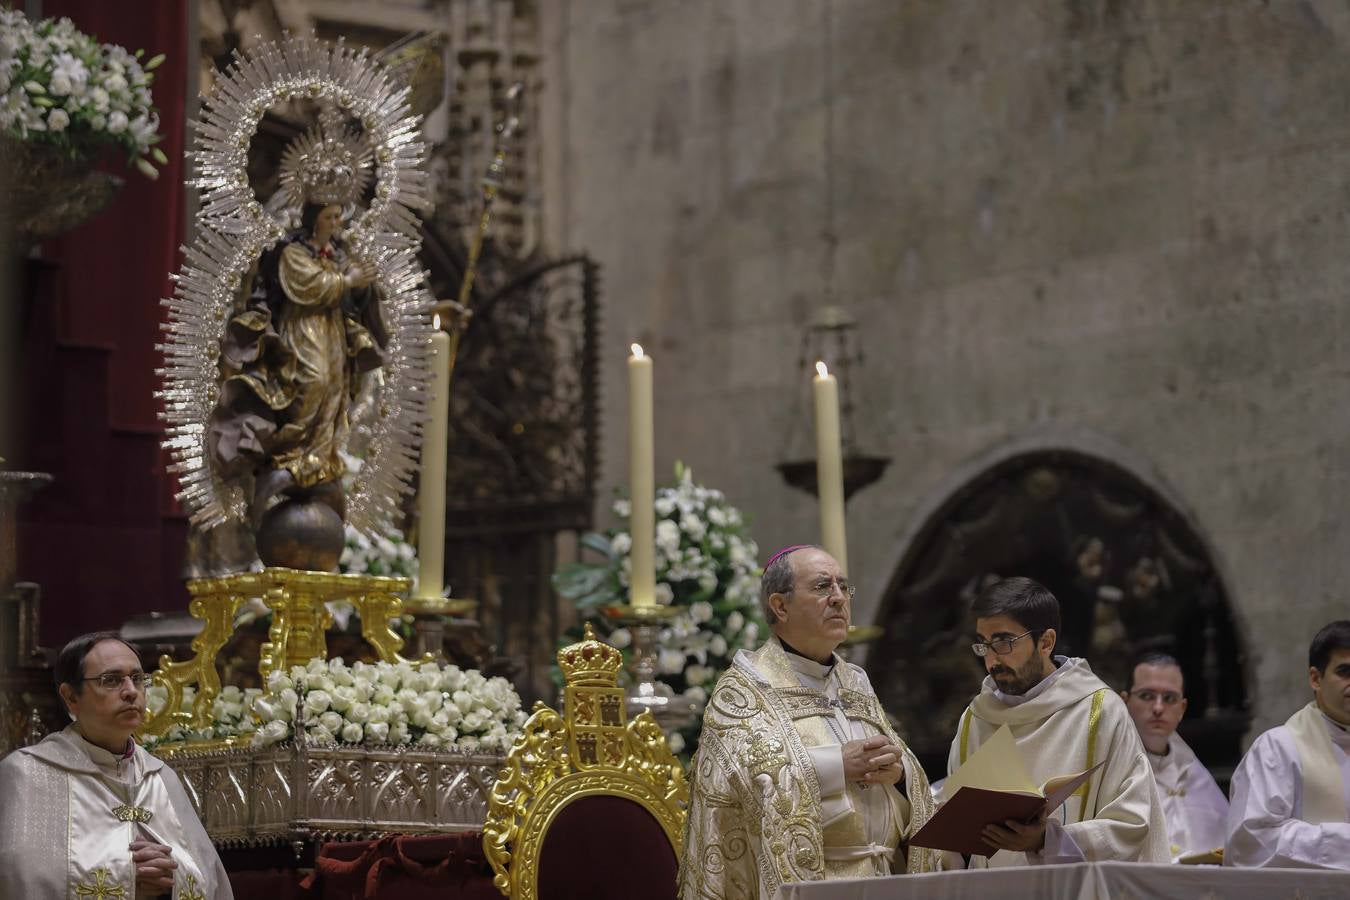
[870,451,1248,782]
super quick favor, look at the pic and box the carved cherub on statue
[209,126,388,569]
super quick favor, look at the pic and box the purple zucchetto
[764,544,812,570]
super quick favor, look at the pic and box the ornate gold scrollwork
[139,568,410,743]
[482,625,689,899]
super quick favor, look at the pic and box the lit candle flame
[631,343,645,359]
[433,313,442,331]
[815,360,829,378]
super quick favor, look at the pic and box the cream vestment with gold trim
[948,656,1169,867]
[679,637,936,900]
[0,726,232,900]
[1148,731,1228,861]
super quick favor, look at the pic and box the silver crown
[278,125,374,207]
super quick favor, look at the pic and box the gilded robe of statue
[680,637,937,900]
[210,237,386,490]
[0,726,232,900]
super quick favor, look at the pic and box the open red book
[909,725,1103,856]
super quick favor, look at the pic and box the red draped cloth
[19,0,191,645]
[309,833,499,900]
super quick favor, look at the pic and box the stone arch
[868,429,1251,779]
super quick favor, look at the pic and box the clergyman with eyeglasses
[1121,651,1228,861]
[680,545,939,900]
[0,631,232,900]
[946,577,1168,867]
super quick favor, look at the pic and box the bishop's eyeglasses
[971,629,1038,657]
[805,577,856,601]
[84,671,149,691]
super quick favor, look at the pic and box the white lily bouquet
[143,658,525,752]
[553,463,766,755]
[0,10,166,176]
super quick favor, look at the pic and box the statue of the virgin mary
[158,36,437,573]
[209,128,386,542]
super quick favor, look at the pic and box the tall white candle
[813,360,848,573]
[628,343,656,607]
[416,318,451,598]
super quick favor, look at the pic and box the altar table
[771,861,1350,900]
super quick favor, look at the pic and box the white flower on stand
[658,649,687,675]
[685,664,714,686]
[655,519,681,558]
[555,462,768,758]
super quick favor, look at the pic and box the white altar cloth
[771,861,1350,900]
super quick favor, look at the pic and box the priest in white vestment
[1122,652,1228,860]
[947,577,1169,867]
[0,632,232,900]
[680,545,937,900]
[1226,619,1350,870]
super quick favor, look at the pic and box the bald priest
[680,545,938,900]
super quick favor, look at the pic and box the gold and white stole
[68,767,209,900]
[1285,701,1347,825]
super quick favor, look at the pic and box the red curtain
[42,0,188,427]
[18,0,190,645]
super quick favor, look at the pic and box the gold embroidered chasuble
[0,726,232,900]
[680,637,937,900]
[949,657,1170,867]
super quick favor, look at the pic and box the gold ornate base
[140,567,410,742]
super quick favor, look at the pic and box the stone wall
[540,0,1350,739]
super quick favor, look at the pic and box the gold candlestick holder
[600,603,701,734]
[403,594,479,660]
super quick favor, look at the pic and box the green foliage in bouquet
[0,10,166,176]
[553,463,766,755]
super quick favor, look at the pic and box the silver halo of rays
[156,35,436,538]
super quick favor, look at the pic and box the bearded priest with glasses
[946,577,1168,867]
[0,631,232,900]
[680,545,939,900]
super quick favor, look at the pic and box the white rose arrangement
[0,11,165,177]
[553,463,766,756]
[142,658,524,752]
[143,684,263,749]
[252,657,526,751]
